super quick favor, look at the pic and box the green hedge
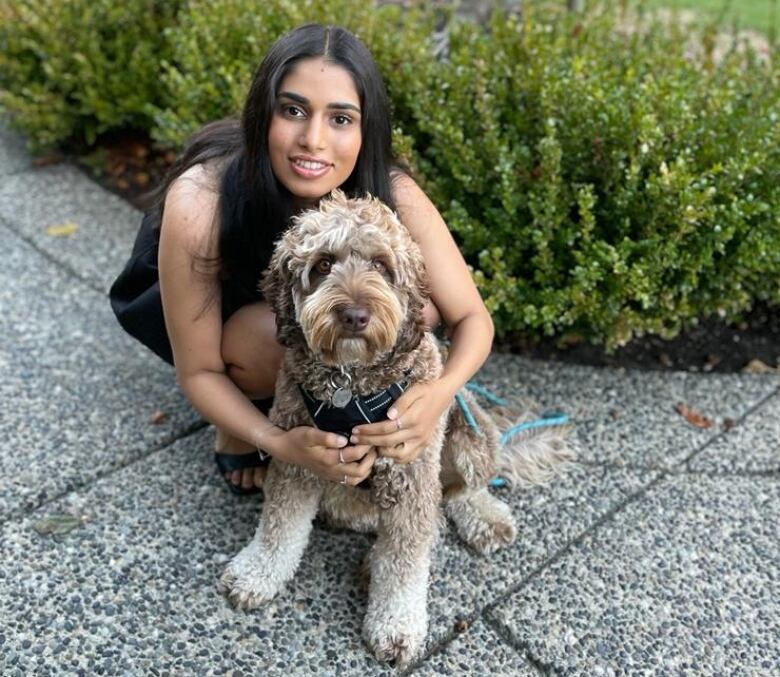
[0,0,178,149]
[390,6,780,346]
[2,1,778,347]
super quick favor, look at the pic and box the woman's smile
[290,154,334,178]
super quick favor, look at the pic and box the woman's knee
[422,300,441,332]
[221,302,284,397]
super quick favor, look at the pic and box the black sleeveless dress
[109,209,265,365]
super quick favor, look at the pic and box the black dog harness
[299,379,408,438]
[298,377,409,489]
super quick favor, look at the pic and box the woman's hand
[348,381,453,464]
[264,426,376,485]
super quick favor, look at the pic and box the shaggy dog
[217,190,572,665]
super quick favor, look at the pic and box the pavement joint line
[0,419,209,526]
[575,458,668,472]
[680,385,779,471]
[674,468,779,480]
[482,612,559,676]
[402,609,554,676]
[0,215,106,297]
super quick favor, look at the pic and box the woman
[110,23,494,494]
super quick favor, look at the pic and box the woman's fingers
[351,428,413,449]
[337,444,372,464]
[316,430,348,449]
[377,440,418,463]
[342,449,377,485]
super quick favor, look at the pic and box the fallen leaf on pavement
[674,403,713,429]
[149,410,167,424]
[33,513,86,536]
[454,619,469,633]
[722,418,737,432]
[45,222,78,237]
[33,152,63,167]
[742,359,779,374]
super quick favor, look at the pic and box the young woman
[110,24,494,494]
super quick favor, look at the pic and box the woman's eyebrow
[278,91,360,113]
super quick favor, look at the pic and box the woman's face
[268,57,362,206]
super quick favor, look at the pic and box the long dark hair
[154,24,401,317]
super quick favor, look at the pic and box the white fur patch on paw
[446,488,517,554]
[363,607,427,666]
[217,542,283,610]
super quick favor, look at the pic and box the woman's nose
[299,117,326,150]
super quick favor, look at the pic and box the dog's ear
[260,239,302,347]
[393,236,430,355]
[393,293,426,355]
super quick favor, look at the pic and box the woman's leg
[219,302,285,489]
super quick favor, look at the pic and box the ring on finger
[340,475,347,485]
[339,449,345,464]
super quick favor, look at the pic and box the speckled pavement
[1,124,778,676]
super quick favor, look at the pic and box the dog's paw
[446,489,517,554]
[467,512,517,554]
[363,611,427,667]
[217,543,282,610]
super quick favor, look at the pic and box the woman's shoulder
[389,171,444,240]
[390,170,423,204]
[167,162,222,205]
[162,163,223,248]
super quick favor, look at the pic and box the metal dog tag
[330,387,353,408]
[328,367,353,408]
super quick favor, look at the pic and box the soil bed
[73,130,779,376]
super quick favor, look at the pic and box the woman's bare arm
[157,167,282,452]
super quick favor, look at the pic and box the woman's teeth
[295,160,327,169]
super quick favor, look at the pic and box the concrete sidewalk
[1,124,778,676]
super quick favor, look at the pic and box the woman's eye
[332,114,353,126]
[283,105,305,118]
[371,259,387,273]
[315,259,332,275]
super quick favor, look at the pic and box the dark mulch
[500,305,780,374]
[67,129,780,376]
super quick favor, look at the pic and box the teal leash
[464,382,508,406]
[454,392,482,437]
[458,381,570,489]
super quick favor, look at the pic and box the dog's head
[262,189,429,366]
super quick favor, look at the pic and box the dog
[217,190,572,665]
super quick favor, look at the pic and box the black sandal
[215,397,274,496]
[214,450,271,495]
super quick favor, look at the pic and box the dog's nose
[339,306,370,332]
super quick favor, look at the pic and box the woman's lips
[290,158,332,179]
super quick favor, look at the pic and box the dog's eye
[371,259,387,274]
[315,259,332,275]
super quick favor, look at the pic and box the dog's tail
[486,401,576,488]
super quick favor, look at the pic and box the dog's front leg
[218,461,323,610]
[363,456,442,666]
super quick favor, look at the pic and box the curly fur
[218,190,572,666]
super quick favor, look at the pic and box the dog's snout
[339,306,371,332]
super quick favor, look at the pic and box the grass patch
[633,0,777,34]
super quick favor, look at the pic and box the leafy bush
[388,5,780,346]
[0,0,178,149]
